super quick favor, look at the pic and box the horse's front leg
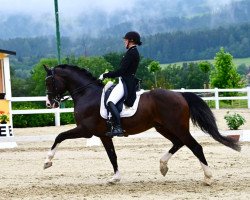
[100,136,121,184]
[44,126,92,169]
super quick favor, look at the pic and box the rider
[99,31,142,137]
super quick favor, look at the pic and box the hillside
[161,57,250,67]
[1,23,250,75]
[0,0,249,39]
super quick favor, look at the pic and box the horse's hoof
[107,177,120,185]
[204,176,213,186]
[160,160,168,176]
[43,162,52,169]
[107,171,121,184]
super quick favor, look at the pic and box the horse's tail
[181,92,241,152]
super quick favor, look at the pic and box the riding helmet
[123,31,142,46]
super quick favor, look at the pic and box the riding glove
[99,74,104,80]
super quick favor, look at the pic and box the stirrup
[106,126,124,137]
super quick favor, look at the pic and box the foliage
[224,112,246,130]
[29,56,113,96]
[0,111,9,123]
[148,61,161,87]
[148,61,161,73]
[29,58,59,96]
[103,52,124,71]
[210,48,245,89]
[13,114,55,128]
[198,61,212,85]
[4,22,250,70]
[60,113,75,125]
[237,63,250,75]
[136,58,154,89]
[161,62,211,89]
[160,64,182,89]
[12,102,54,127]
[74,56,113,77]
[12,101,75,127]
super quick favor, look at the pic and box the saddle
[100,81,145,119]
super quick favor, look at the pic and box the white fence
[11,87,250,126]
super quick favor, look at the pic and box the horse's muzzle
[46,95,59,108]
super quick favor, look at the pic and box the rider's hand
[99,74,104,80]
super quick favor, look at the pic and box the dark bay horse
[43,64,240,185]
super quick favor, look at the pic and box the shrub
[12,102,75,127]
[224,112,246,130]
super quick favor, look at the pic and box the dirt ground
[0,109,250,200]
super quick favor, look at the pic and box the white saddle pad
[100,81,145,119]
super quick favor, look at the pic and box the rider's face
[124,39,129,48]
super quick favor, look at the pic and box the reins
[70,81,96,97]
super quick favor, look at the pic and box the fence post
[214,88,219,109]
[55,108,60,126]
[247,86,250,109]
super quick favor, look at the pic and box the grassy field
[161,57,250,67]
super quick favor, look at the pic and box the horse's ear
[43,65,50,73]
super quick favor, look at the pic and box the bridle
[46,69,96,105]
[45,69,66,105]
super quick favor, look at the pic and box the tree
[103,52,124,71]
[198,61,212,88]
[30,58,58,96]
[210,48,245,89]
[148,61,161,88]
[75,56,113,77]
[29,56,114,96]
[161,64,182,89]
[237,63,249,75]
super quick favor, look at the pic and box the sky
[0,0,135,17]
[0,0,235,17]
[0,0,238,38]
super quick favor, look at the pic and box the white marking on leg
[107,170,121,184]
[200,162,213,185]
[44,144,59,164]
[160,152,172,176]
[161,152,173,163]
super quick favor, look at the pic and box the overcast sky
[0,0,136,17]
[0,0,237,38]
[0,0,235,17]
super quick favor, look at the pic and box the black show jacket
[103,46,140,107]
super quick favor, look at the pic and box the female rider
[99,31,142,137]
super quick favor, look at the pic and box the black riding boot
[106,102,124,137]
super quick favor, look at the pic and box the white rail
[11,87,250,126]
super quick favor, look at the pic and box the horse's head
[44,65,67,108]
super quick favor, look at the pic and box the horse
[43,64,240,185]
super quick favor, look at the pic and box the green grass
[161,57,250,68]
[206,100,248,109]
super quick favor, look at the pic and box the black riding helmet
[123,31,142,46]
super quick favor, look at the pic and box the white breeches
[106,78,124,105]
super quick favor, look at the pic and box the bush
[12,101,75,127]
[224,112,246,130]
[13,114,54,128]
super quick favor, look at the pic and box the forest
[1,23,250,80]
[0,0,250,97]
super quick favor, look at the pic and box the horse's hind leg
[179,132,213,185]
[155,126,184,176]
[100,136,121,184]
